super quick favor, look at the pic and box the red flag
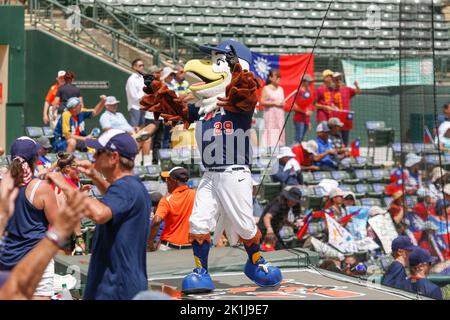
[350,139,360,157]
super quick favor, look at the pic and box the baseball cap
[160,67,176,81]
[36,136,52,149]
[328,117,344,127]
[409,248,438,267]
[332,72,342,78]
[391,235,416,252]
[86,129,138,161]
[316,121,330,133]
[301,140,318,156]
[66,97,81,109]
[281,186,302,203]
[343,191,356,200]
[161,166,189,182]
[277,146,296,159]
[57,70,66,78]
[329,187,345,199]
[105,96,120,105]
[199,39,253,65]
[10,136,40,162]
[322,69,334,79]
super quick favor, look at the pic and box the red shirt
[292,144,313,167]
[72,115,81,136]
[315,85,335,122]
[331,86,356,115]
[293,88,315,124]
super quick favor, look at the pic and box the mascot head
[184,39,252,102]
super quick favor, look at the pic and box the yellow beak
[184,59,227,92]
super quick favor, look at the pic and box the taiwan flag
[350,139,360,157]
[250,53,314,110]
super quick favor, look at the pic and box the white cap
[405,153,422,167]
[301,140,318,155]
[277,146,296,159]
[328,117,344,127]
[316,121,330,133]
[105,96,120,105]
[343,191,356,200]
[160,66,176,81]
[332,72,342,78]
[438,121,450,140]
[329,187,345,199]
[57,70,66,77]
[318,179,339,195]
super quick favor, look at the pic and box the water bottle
[60,283,73,300]
[73,245,83,256]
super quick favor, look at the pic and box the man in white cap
[314,122,338,170]
[404,153,423,194]
[331,72,361,146]
[328,117,349,160]
[271,146,303,186]
[100,96,134,134]
[292,140,320,171]
[42,70,66,127]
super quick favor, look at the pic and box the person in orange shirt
[148,167,196,251]
[43,70,66,127]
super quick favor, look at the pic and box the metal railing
[28,0,163,68]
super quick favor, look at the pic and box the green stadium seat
[145,164,161,180]
[331,170,359,184]
[302,171,317,185]
[360,198,383,207]
[133,166,148,180]
[0,156,9,166]
[26,127,44,139]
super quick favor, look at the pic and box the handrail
[28,0,164,67]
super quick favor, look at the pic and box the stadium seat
[360,198,383,207]
[142,180,160,193]
[354,169,372,182]
[331,170,359,184]
[0,156,9,166]
[145,164,161,180]
[365,121,395,161]
[133,166,148,180]
[302,171,317,185]
[25,127,44,139]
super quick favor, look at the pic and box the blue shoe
[244,257,283,287]
[181,267,215,294]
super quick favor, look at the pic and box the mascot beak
[184,59,228,92]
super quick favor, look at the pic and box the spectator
[252,178,264,224]
[388,189,407,234]
[146,66,164,165]
[314,122,338,171]
[271,146,303,186]
[35,136,54,175]
[435,184,450,217]
[293,74,315,143]
[0,147,4,156]
[327,117,348,160]
[258,186,303,250]
[428,167,448,200]
[100,96,134,134]
[260,69,286,148]
[319,259,342,273]
[42,70,65,127]
[436,102,450,129]
[53,71,83,114]
[0,177,88,300]
[292,140,320,171]
[61,129,151,300]
[315,69,338,123]
[331,72,361,146]
[54,95,106,153]
[343,191,357,207]
[148,167,195,251]
[326,188,348,220]
[404,153,423,194]
[0,137,59,299]
[342,255,367,277]
[126,58,146,130]
[160,67,178,149]
[173,64,191,97]
[408,247,443,300]
[414,188,437,221]
[435,120,450,153]
[381,235,415,291]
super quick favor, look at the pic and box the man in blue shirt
[314,121,338,170]
[381,236,416,292]
[436,103,450,128]
[271,146,303,186]
[67,129,151,300]
[408,247,443,300]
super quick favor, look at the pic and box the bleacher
[79,0,450,56]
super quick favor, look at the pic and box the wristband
[45,230,69,249]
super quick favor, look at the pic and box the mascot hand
[217,63,260,113]
[140,81,191,128]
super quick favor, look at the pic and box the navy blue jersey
[410,278,443,300]
[189,105,253,168]
[381,261,412,292]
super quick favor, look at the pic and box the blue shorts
[129,109,145,127]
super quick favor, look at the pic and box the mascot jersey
[188,105,253,168]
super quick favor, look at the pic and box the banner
[355,238,380,252]
[342,58,433,89]
[368,214,398,254]
[250,52,314,107]
[345,206,369,240]
[311,237,345,260]
[325,213,358,254]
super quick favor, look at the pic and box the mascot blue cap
[199,39,252,66]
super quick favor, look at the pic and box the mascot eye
[216,59,225,66]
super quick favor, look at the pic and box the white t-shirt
[125,73,145,111]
